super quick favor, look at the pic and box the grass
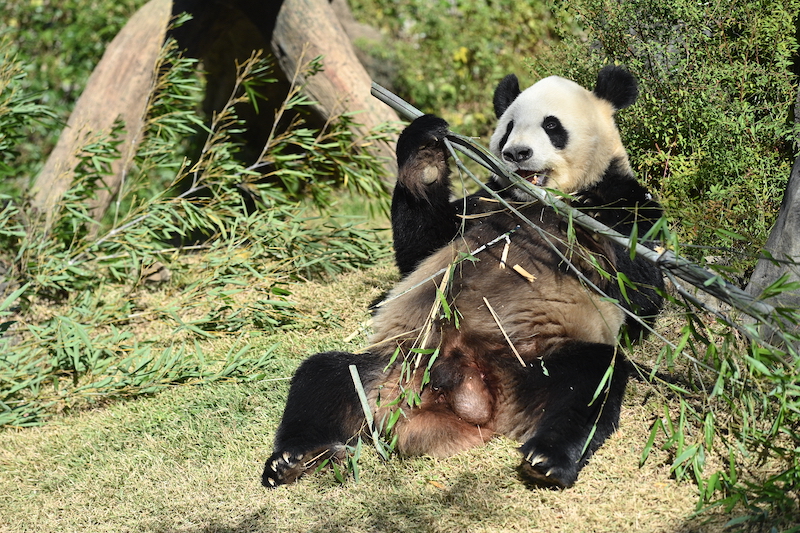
[0,262,742,533]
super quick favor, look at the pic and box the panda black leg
[262,351,382,488]
[515,341,628,489]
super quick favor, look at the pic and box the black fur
[496,120,515,158]
[493,74,521,118]
[391,114,461,275]
[516,341,629,488]
[262,68,663,490]
[395,114,450,169]
[572,157,663,339]
[262,351,382,487]
[594,65,639,110]
[542,115,569,150]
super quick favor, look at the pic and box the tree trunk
[269,0,398,171]
[744,85,800,341]
[29,0,172,229]
[745,155,800,303]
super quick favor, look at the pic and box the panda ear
[593,65,638,111]
[493,74,521,119]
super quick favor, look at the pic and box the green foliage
[0,0,146,192]
[634,293,800,529]
[535,0,800,271]
[349,0,558,136]
[0,46,58,187]
[0,41,391,427]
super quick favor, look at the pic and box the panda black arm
[391,115,462,276]
[575,160,665,339]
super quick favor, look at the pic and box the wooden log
[271,0,398,175]
[32,0,399,230]
[30,0,172,228]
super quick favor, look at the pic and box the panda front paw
[395,115,452,198]
[396,115,450,167]
[517,443,580,489]
[571,191,605,210]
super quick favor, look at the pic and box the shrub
[0,41,391,427]
[535,0,800,272]
[349,0,558,137]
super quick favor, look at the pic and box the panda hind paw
[261,450,306,488]
[261,445,347,488]
[517,449,579,489]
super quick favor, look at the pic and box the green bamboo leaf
[0,282,29,313]
[671,444,698,474]
[589,363,614,406]
[628,221,638,260]
[640,418,664,467]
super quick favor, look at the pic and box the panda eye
[542,116,568,149]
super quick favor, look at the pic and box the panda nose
[502,146,532,163]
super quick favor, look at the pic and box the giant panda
[261,65,664,489]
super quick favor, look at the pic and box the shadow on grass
[156,474,515,533]
[151,470,731,533]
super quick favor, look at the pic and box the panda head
[489,65,638,200]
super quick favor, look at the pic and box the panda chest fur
[370,206,626,360]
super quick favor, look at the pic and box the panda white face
[489,74,633,201]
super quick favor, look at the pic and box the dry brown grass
[0,264,745,533]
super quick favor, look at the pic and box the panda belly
[368,219,625,456]
[452,264,624,352]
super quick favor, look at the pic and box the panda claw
[528,453,546,467]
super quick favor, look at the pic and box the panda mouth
[516,169,548,187]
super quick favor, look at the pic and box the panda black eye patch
[498,120,514,152]
[542,116,568,149]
